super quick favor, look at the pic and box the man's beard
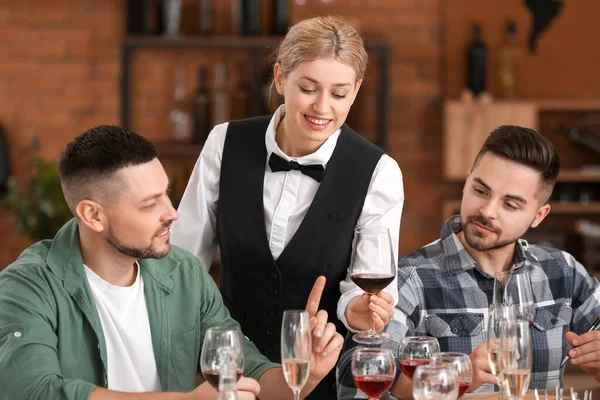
[461,214,528,252]
[106,225,170,259]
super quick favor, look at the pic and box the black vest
[216,115,384,395]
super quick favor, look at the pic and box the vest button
[269,288,279,296]
[266,327,275,335]
[271,272,278,280]
[268,307,277,316]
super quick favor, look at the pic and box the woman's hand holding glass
[349,227,396,344]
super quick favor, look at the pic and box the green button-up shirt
[0,219,279,399]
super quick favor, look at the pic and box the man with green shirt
[0,125,344,400]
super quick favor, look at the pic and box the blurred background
[0,0,599,290]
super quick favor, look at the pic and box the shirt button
[271,272,278,280]
[551,318,559,324]
[266,327,275,335]
[265,348,273,356]
[13,331,22,338]
[268,307,277,316]
[269,288,279,296]
[451,328,458,334]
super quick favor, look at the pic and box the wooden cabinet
[444,100,600,180]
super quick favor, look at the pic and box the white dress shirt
[170,105,404,330]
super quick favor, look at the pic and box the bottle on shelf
[240,0,260,36]
[169,67,193,142]
[230,61,250,120]
[163,0,183,36]
[197,0,212,35]
[210,63,230,127]
[466,23,487,97]
[272,0,289,36]
[231,0,241,35]
[193,67,211,143]
[499,19,520,99]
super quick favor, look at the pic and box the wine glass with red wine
[349,226,396,344]
[200,326,245,388]
[352,347,396,400]
[398,336,440,380]
[431,352,473,398]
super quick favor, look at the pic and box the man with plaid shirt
[337,125,600,399]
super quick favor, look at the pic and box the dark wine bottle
[197,0,212,35]
[193,67,210,144]
[466,24,487,96]
[272,0,289,36]
[240,0,260,36]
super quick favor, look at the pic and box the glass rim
[434,352,470,359]
[414,363,458,373]
[355,226,391,235]
[401,335,438,343]
[353,347,394,355]
[282,309,309,315]
[205,326,242,333]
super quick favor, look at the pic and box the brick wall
[0,0,444,268]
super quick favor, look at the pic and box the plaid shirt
[337,215,600,399]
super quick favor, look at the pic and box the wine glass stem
[293,389,301,400]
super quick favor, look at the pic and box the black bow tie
[268,153,325,182]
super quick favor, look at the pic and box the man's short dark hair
[473,125,561,202]
[59,125,157,213]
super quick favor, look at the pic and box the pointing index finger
[305,276,326,317]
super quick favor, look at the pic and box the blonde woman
[171,16,404,398]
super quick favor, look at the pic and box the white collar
[264,105,341,166]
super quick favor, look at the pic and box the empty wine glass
[431,352,473,398]
[398,336,441,380]
[349,226,396,344]
[498,319,532,400]
[413,364,459,400]
[493,271,535,323]
[351,347,396,400]
[200,327,245,388]
[281,310,312,400]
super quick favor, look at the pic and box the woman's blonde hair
[274,15,368,81]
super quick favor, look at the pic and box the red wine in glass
[400,359,430,379]
[458,380,470,398]
[203,368,242,388]
[353,374,394,398]
[351,272,395,294]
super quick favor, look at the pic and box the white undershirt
[84,263,162,393]
[171,104,404,330]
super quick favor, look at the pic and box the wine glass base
[352,332,391,345]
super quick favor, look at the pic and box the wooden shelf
[550,202,600,214]
[558,168,600,182]
[124,35,390,51]
[443,200,600,218]
[153,141,203,157]
[536,99,600,111]
[124,35,283,49]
